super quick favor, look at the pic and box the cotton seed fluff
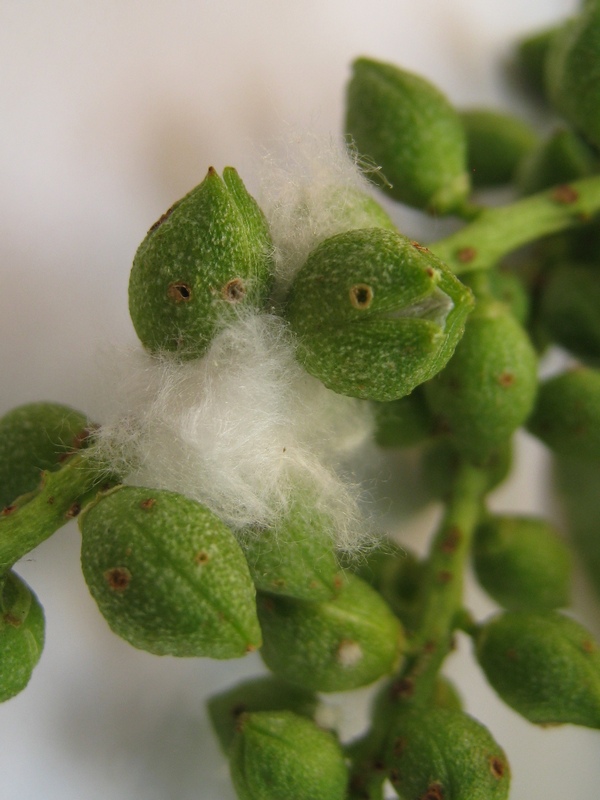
[88,135,387,552]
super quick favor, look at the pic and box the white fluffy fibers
[89,313,375,550]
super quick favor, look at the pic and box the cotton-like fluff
[258,132,394,300]
[89,312,375,551]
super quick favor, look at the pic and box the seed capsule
[383,707,510,800]
[79,486,261,658]
[0,571,45,703]
[476,611,600,727]
[424,299,538,461]
[128,167,274,358]
[285,227,473,401]
[346,58,470,214]
[230,710,348,800]
[258,573,404,692]
[527,367,600,460]
[473,515,571,611]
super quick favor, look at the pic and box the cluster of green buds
[5,2,600,798]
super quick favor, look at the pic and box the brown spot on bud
[66,502,81,518]
[2,505,16,516]
[140,498,156,510]
[3,613,22,628]
[489,755,506,779]
[194,551,210,565]
[349,283,374,309]
[498,371,515,387]
[47,496,55,505]
[421,782,444,800]
[168,282,193,303]
[333,574,344,591]
[104,566,131,592]
[148,201,179,234]
[223,278,246,303]
[582,639,596,654]
[245,643,256,653]
[391,678,415,699]
[551,184,579,205]
[411,240,430,253]
[436,570,452,584]
[393,736,407,758]
[457,246,477,263]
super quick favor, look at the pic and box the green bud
[488,269,530,326]
[128,167,274,358]
[476,611,600,727]
[230,710,348,800]
[242,496,342,601]
[0,401,89,509]
[285,227,474,401]
[527,367,600,459]
[0,571,45,702]
[473,515,571,611]
[372,386,436,448]
[424,299,538,461]
[460,108,538,188]
[207,676,317,754]
[555,455,600,600]
[514,24,563,101]
[539,264,600,360]
[516,128,597,196]
[546,3,600,148]
[383,707,510,800]
[346,57,470,214]
[79,486,261,658]
[258,573,404,692]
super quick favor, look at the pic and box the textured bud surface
[128,167,274,357]
[383,707,510,800]
[346,58,470,214]
[476,611,600,727]
[230,710,348,800]
[285,227,473,401]
[79,486,261,657]
[258,573,404,692]
[0,571,45,703]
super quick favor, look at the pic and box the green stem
[390,460,489,707]
[429,175,600,274]
[0,454,114,572]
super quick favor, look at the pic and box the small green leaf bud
[383,707,510,800]
[424,299,538,462]
[128,167,274,358]
[539,264,600,360]
[0,401,89,509]
[346,58,470,214]
[460,108,538,188]
[258,573,404,692]
[372,386,436,448]
[79,486,261,658]
[546,3,600,148]
[230,710,348,800]
[285,227,474,401]
[207,676,317,754]
[476,611,600,727]
[516,128,598,195]
[0,571,45,702]
[527,367,600,459]
[242,495,342,601]
[473,515,572,611]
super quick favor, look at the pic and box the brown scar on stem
[66,502,81,518]
[104,566,131,592]
[2,505,17,516]
[421,782,444,800]
[457,246,477,263]
[441,526,461,553]
[391,677,415,699]
[551,184,579,205]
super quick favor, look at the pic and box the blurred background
[1,1,598,798]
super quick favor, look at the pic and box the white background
[1,1,599,798]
